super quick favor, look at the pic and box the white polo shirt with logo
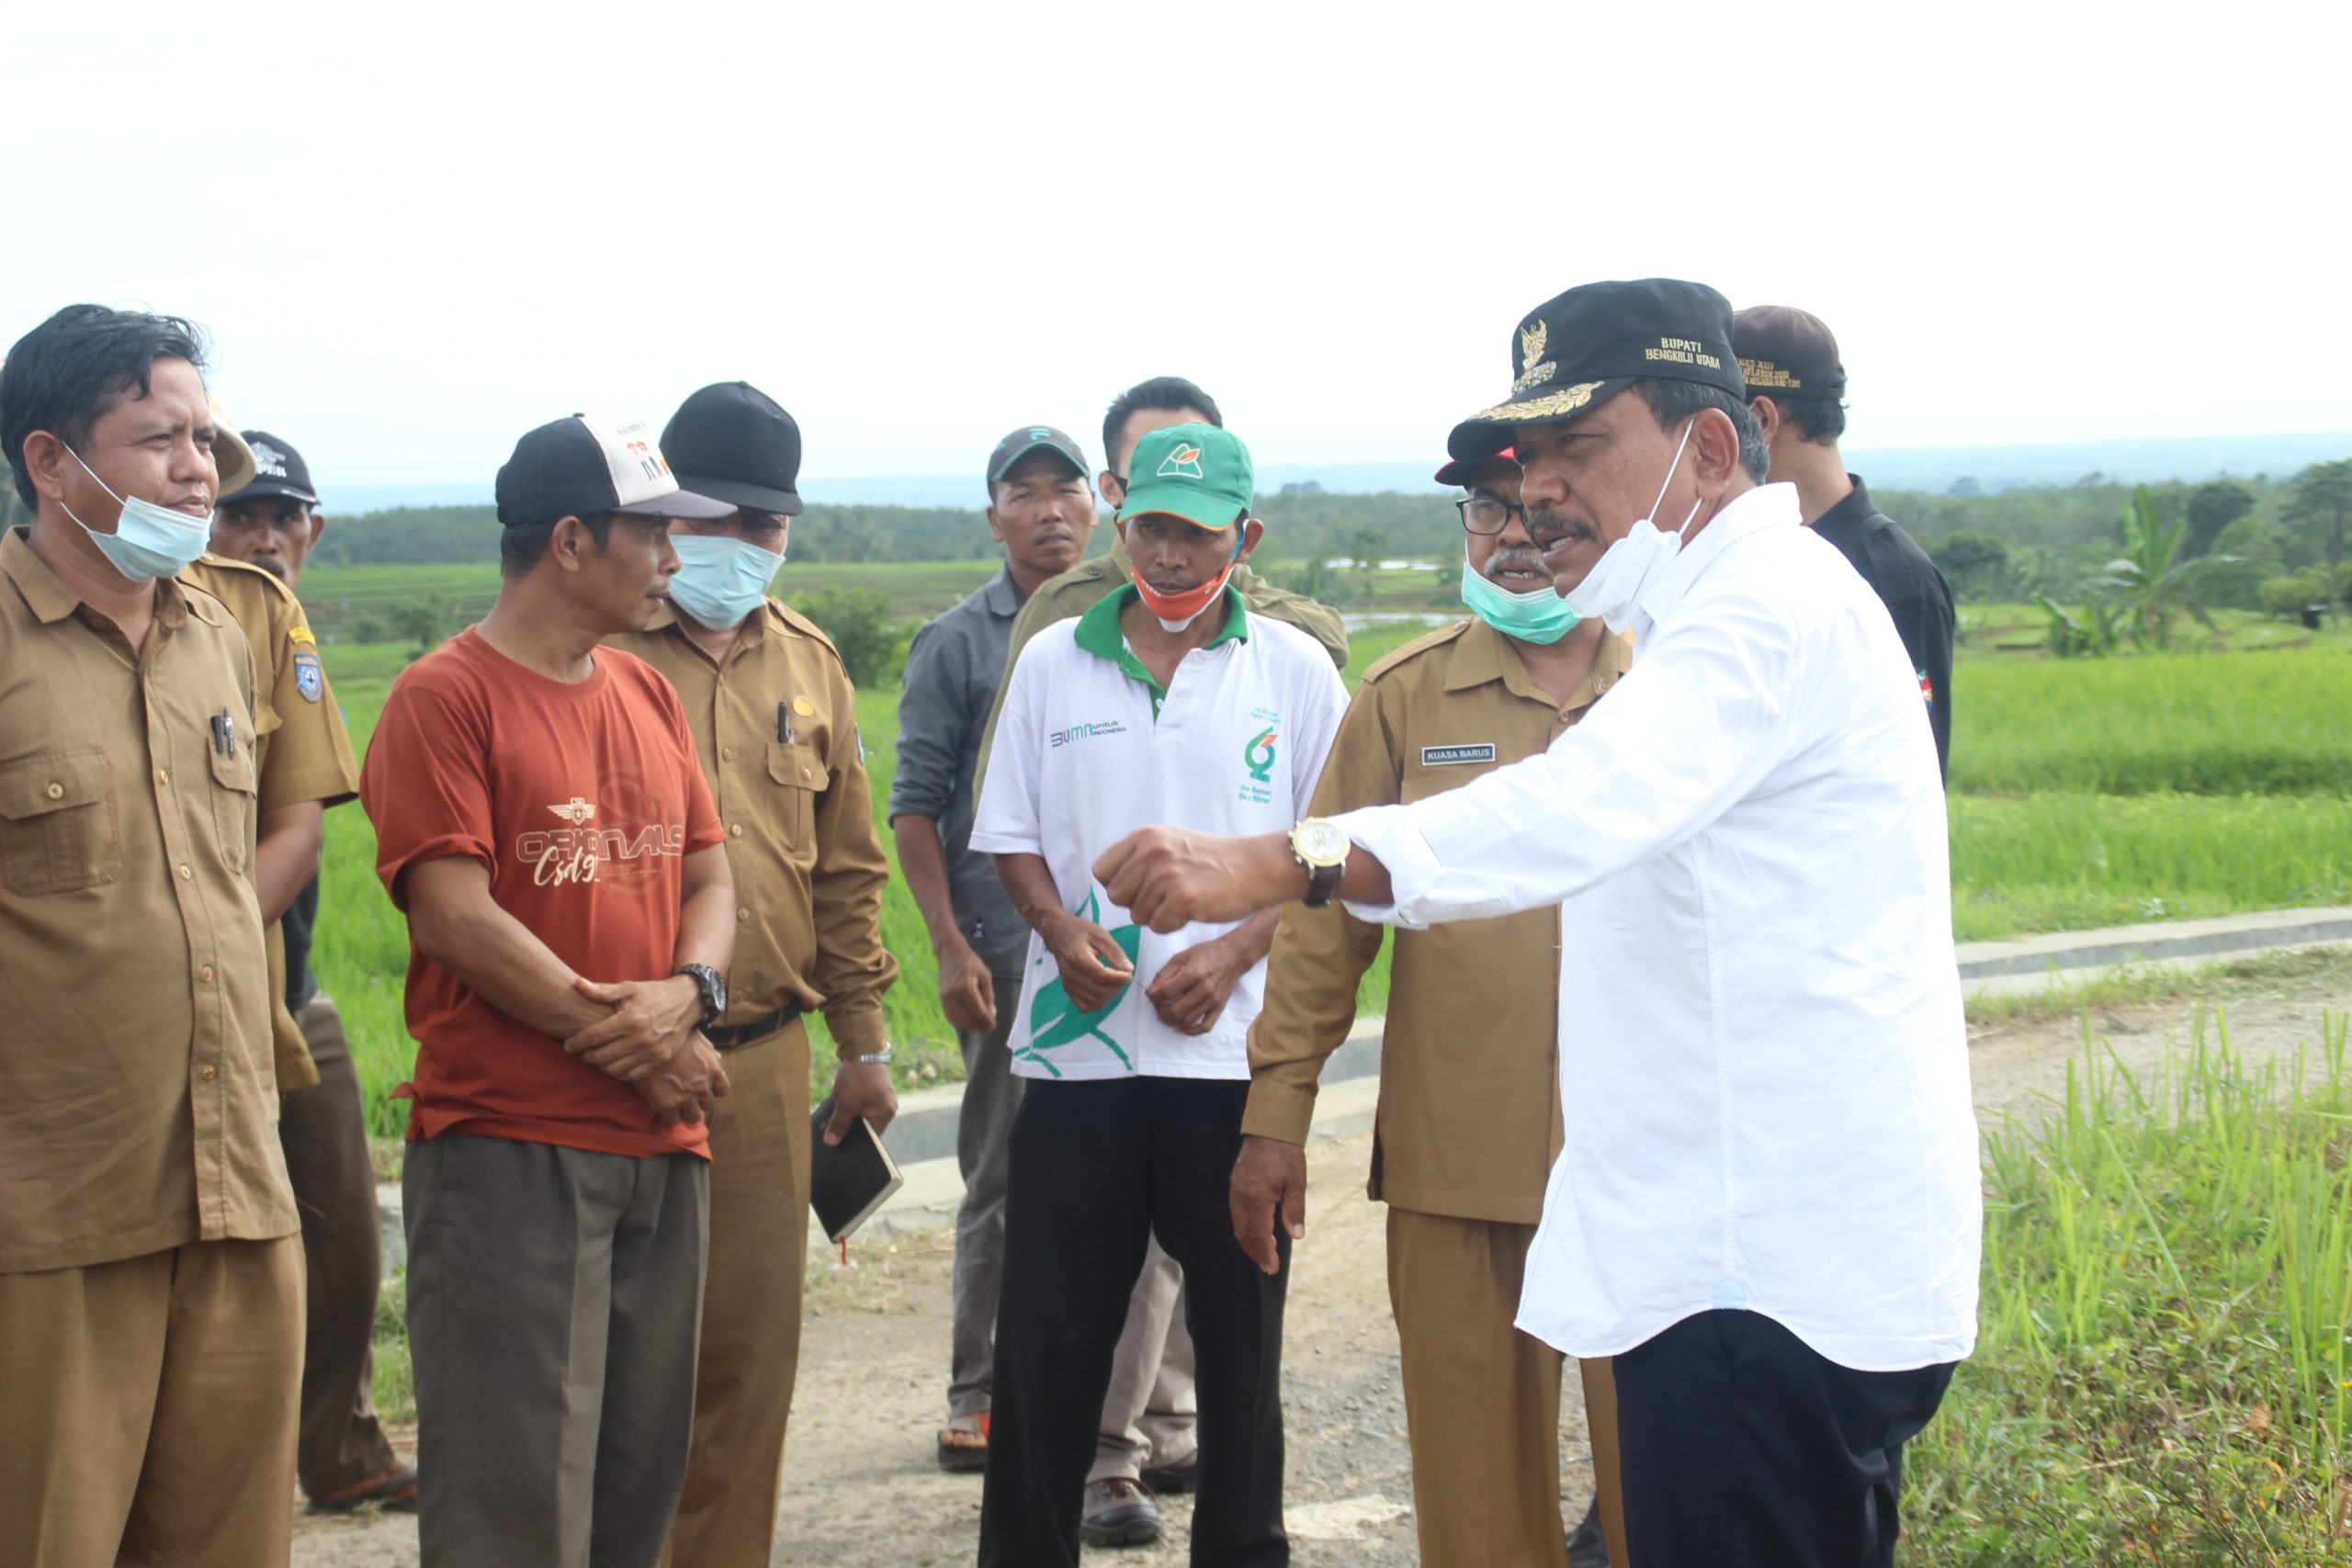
[972,584,1349,1082]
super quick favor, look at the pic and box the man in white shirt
[1094,280,1981,1568]
[971,422,1349,1568]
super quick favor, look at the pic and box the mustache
[1483,546,1547,574]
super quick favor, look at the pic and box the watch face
[1295,820,1349,866]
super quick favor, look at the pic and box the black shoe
[1079,1477,1162,1547]
[1566,1495,1611,1568]
[1139,1457,1199,1495]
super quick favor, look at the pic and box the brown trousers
[280,994,400,1495]
[0,1235,303,1568]
[1386,1208,1628,1568]
[662,1020,812,1568]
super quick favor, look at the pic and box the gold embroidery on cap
[1511,360,1556,394]
[1465,380,1602,423]
[1738,356,1803,389]
[1520,320,1548,376]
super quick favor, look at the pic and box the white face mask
[1559,418,1705,634]
[665,532,786,629]
[59,444,215,581]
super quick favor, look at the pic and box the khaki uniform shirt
[1240,618,1632,1224]
[974,538,1351,795]
[181,555,362,1092]
[0,529,297,1273]
[613,602,898,1055]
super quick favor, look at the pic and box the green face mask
[1459,545,1582,644]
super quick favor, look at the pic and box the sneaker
[1139,1455,1198,1495]
[1079,1476,1162,1547]
[1566,1495,1611,1568]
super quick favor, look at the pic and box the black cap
[986,424,1089,492]
[231,430,318,507]
[661,382,804,516]
[1733,305,1848,400]
[1447,278,1745,462]
[494,414,734,528]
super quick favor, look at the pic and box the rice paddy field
[300,570,2352,1134]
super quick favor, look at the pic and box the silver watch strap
[845,1049,893,1066]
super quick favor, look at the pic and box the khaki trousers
[662,1021,811,1568]
[0,1235,303,1568]
[1386,1208,1627,1568]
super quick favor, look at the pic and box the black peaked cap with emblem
[1446,278,1746,463]
[233,430,319,506]
[662,381,805,515]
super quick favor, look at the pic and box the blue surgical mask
[60,445,215,581]
[1460,545,1582,644]
[667,533,785,628]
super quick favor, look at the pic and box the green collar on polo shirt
[1073,582,1250,713]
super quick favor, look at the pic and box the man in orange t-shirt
[360,413,740,1568]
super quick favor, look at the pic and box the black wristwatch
[676,963,728,1027]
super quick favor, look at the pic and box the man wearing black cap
[360,413,739,1567]
[1736,306,1956,779]
[207,432,416,1514]
[890,423,1096,1473]
[608,381,900,1567]
[1095,279,1982,1567]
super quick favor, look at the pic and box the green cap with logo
[1115,422,1254,531]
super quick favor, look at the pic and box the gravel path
[293,953,2352,1566]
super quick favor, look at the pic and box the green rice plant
[1907,1010,2352,1562]
[1951,648,2352,796]
[1951,792,2352,940]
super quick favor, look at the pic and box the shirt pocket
[0,749,122,896]
[209,740,259,875]
[764,740,828,864]
[1399,755,1502,805]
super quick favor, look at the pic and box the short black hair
[500,511,616,578]
[2,305,209,510]
[1630,378,1770,484]
[1102,377,1222,476]
[1758,392,1847,446]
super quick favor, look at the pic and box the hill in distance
[324,431,2348,514]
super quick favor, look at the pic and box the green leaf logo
[1018,890,1143,1077]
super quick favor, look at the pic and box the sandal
[936,1411,989,1472]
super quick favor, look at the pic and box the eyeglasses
[1455,496,1527,536]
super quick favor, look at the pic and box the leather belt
[704,1005,804,1053]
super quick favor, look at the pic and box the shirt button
[721,746,734,761]
[199,965,214,983]
[801,767,812,780]
[737,908,751,922]
[156,770,170,786]
[177,864,194,881]
[200,1065,217,1082]
[44,783,62,800]
[729,823,744,838]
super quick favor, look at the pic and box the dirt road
[294,953,2352,1566]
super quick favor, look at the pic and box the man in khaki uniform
[973,376,1349,1544]
[609,380,900,1566]
[1233,449,1631,1568]
[205,429,414,1511]
[0,304,303,1565]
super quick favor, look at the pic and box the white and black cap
[495,413,734,526]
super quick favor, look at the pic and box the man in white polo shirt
[1095,282,1982,1568]
[971,423,1348,1568]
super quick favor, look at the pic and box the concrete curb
[376,906,2352,1267]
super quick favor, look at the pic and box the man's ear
[1234,517,1265,565]
[549,514,591,572]
[985,504,1007,546]
[1690,409,1746,495]
[19,430,70,502]
[307,511,327,548]
[1748,394,1781,446]
[1099,470,1125,508]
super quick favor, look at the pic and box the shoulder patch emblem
[293,650,324,703]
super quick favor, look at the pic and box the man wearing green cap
[970,423,1350,1567]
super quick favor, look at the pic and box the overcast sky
[6,2,2345,491]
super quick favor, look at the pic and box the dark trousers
[278,995,400,1496]
[978,1077,1288,1568]
[404,1133,710,1568]
[1611,1309,1955,1568]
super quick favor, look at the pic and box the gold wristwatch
[1289,818,1351,908]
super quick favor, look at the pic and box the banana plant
[2091,486,2238,649]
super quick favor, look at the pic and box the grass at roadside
[1962,946,2352,1029]
[1905,1009,2352,1562]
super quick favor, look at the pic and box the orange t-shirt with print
[361,627,726,1159]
